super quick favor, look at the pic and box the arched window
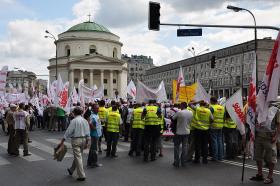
[89,45,97,54]
[65,45,70,56]
[113,48,117,58]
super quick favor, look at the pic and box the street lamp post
[45,30,58,80]
[227,5,258,91]
[187,47,210,83]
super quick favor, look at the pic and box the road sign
[177,29,202,37]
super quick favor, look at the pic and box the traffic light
[210,56,216,68]
[148,2,160,31]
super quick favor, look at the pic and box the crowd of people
[0,97,280,184]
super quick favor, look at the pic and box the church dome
[66,21,111,33]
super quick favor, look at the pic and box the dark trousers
[8,128,17,155]
[15,129,29,155]
[174,134,188,166]
[130,128,144,155]
[124,122,130,141]
[106,132,119,156]
[87,137,98,166]
[143,125,160,161]
[224,128,238,160]
[37,116,43,129]
[57,116,66,131]
[194,129,209,162]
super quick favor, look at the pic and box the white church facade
[47,21,127,98]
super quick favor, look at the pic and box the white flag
[193,80,210,103]
[71,87,79,105]
[136,80,167,103]
[225,89,246,135]
[176,66,185,102]
[126,80,137,99]
[257,31,280,124]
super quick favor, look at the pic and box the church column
[109,70,114,98]
[90,69,93,88]
[117,70,122,96]
[80,69,84,81]
[100,70,104,87]
[69,69,74,91]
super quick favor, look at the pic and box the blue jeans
[210,129,223,160]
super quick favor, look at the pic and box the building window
[104,89,107,96]
[113,79,116,84]
[84,78,88,84]
[104,79,108,84]
[89,45,97,54]
[74,78,78,83]
[65,45,70,56]
[113,48,117,58]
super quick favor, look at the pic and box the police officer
[105,105,122,158]
[128,103,144,156]
[142,99,161,162]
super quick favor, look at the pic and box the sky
[0,0,279,80]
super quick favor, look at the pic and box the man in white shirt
[60,106,90,182]
[14,103,31,156]
[172,102,193,167]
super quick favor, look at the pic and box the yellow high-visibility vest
[211,104,225,129]
[98,107,108,126]
[132,108,144,129]
[192,106,211,130]
[107,111,121,133]
[187,107,195,130]
[144,105,159,125]
[224,118,237,129]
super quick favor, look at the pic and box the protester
[250,101,280,184]
[172,102,193,167]
[59,106,90,181]
[6,104,17,155]
[87,104,102,168]
[14,103,31,156]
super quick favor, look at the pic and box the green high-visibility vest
[224,118,237,129]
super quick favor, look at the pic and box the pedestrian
[59,106,90,181]
[6,104,17,155]
[249,101,280,184]
[172,102,193,167]
[87,104,102,168]
[142,99,161,162]
[105,105,122,158]
[13,103,31,156]
[128,103,144,156]
[57,107,66,131]
[209,97,225,161]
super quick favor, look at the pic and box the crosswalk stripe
[0,143,45,162]
[0,156,11,166]
[29,140,72,158]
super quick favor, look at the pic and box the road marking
[46,139,71,147]
[0,156,11,166]
[0,142,45,162]
[221,159,280,175]
[29,140,72,158]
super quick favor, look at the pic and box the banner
[257,31,280,124]
[125,80,137,99]
[5,93,27,104]
[58,82,69,108]
[79,80,104,106]
[136,80,167,103]
[0,66,8,96]
[225,89,245,135]
[172,80,197,103]
[0,96,8,108]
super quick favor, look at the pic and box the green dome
[66,21,111,33]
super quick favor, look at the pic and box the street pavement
[0,130,279,186]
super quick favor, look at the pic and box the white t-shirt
[173,109,193,135]
[13,110,28,130]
